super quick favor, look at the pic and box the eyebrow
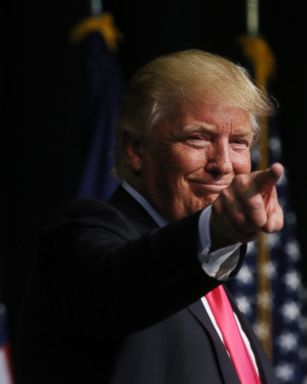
[181,122,253,137]
[181,123,216,133]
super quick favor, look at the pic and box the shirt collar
[122,181,167,228]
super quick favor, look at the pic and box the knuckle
[232,175,248,190]
[246,196,263,211]
[233,211,246,227]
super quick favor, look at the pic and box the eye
[183,134,210,148]
[230,138,251,150]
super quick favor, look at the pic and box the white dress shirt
[121,181,259,374]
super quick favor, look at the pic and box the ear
[123,131,144,173]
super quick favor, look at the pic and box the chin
[167,194,219,220]
[184,197,215,217]
[193,194,218,210]
[205,194,219,204]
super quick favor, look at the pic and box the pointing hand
[210,163,284,249]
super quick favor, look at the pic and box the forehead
[174,102,252,132]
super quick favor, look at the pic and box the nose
[205,141,233,176]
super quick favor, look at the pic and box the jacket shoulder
[43,198,140,241]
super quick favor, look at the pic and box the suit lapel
[188,300,241,384]
[108,186,158,235]
[189,293,278,384]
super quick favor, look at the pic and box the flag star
[257,291,272,309]
[269,136,282,156]
[268,233,281,248]
[247,240,257,255]
[285,211,297,226]
[254,321,270,340]
[284,271,301,291]
[236,296,252,315]
[276,171,287,187]
[275,363,294,382]
[260,260,276,279]
[285,241,301,261]
[251,148,260,163]
[276,332,298,352]
[281,302,300,322]
[236,265,253,285]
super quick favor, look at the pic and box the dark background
[4,0,307,352]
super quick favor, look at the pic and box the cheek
[170,147,206,173]
[232,152,251,174]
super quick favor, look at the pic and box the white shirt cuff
[198,206,241,281]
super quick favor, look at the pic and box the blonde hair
[115,49,273,179]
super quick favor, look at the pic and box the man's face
[134,102,253,220]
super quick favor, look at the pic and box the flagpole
[246,0,259,37]
[242,0,274,358]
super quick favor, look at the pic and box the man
[17,50,283,383]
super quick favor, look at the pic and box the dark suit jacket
[16,187,277,383]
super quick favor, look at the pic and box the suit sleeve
[39,199,244,341]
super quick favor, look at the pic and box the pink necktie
[205,285,261,384]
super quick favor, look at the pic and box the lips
[188,180,229,193]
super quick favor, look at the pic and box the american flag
[0,303,14,384]
[227,120,307,383]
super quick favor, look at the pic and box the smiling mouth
[189,180,229,193]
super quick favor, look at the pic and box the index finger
[251,163,284,195]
